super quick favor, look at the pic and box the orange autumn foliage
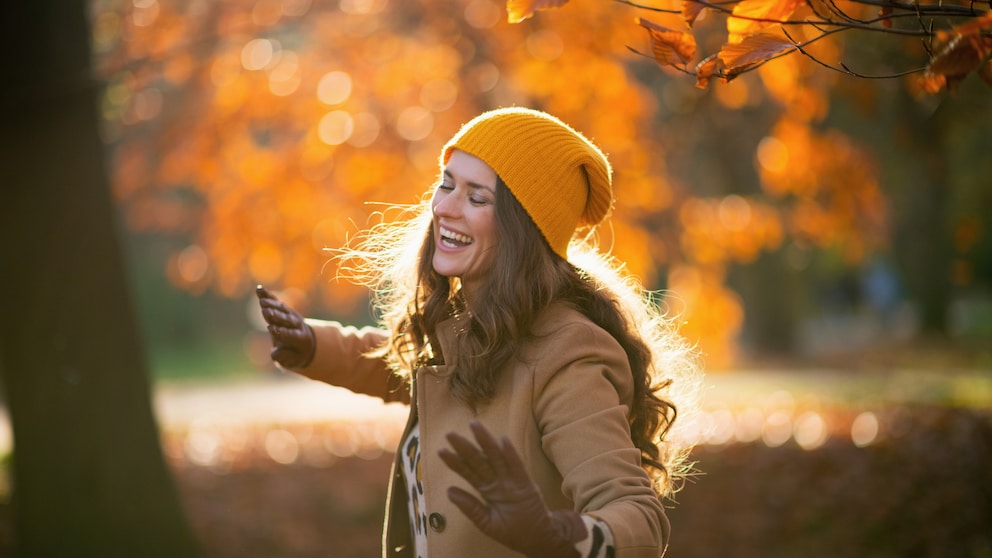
[602,0,990,92]
[93,0,892,367]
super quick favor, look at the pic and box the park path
[153,374,408,429]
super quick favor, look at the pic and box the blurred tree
[818,20,992,338]
[512,0,992,92]
[530,0,992,343]
[92,0,989,367]
[0,2,199,556]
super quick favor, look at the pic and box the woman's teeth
[440,226,473,246]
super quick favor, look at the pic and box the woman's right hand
[255,285,316,369]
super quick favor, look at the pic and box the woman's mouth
[439,226,473,248]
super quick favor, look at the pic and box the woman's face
[431,149,499,296]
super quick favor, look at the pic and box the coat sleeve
[531,319,670,558]
[293,318,410,405]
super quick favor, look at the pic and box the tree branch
[616,0,986,21]
[782,27,927,78]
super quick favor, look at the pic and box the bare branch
[782,27,928,77]
[613,0,989,89]
[617,0,986,21]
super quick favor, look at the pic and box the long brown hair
[335,178,700,496]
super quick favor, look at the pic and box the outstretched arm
[255,285,315,370]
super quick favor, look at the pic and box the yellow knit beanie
[441,107,613,259]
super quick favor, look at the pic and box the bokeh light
[241,38,278,71]
[757,135,789,174]
[851,411,880,447]
[318,110,354,146]
[793,411,828,450]
[395,106,434,141]
[762,411,793,447]
[264,429,300,465]
[317,71,353,105]
[464,0,501,28]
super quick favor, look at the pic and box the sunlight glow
[177,244,209,284]
[317,71,352,105]
[347,112,381,147]
[339,0,387,15]
[735,407,764,443]
[265,429,300,464]
[268,50,301,96]
[185,424,222,467]
[794,411,828,450]
[851,411,879,447]
[469,62,500,93]
[705,409,736,445]
[242,38,278,71]
[282,0,313,16]
[318,110,355,145]
[757,136,789,174]
[396,106,434,141]
[718,195,752,231]
[131,0,160,27]
[324,426,361,457]
[762,411,793,447]
[464,0,502,29]
[714,79,750,109]
[420,79,458,112]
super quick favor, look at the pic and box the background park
[1,0,991,556]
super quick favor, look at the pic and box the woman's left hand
[438,421,587,558]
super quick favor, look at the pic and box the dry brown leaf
[917,71,948,94]
[638,17,697,67]
[727,0,803,43]
[921,13,992,92]
[945,10,992,37]
[682,0,706,27]
[506,0,570,23]
[695,54,722,88]
[718,33,797,78]
[928,36,983,76]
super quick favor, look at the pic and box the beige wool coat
[296,303,670,558]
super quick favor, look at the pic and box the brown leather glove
[255,285,316,369]
[438,421,587,558]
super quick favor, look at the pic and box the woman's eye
[470,196,491,206]
[437,182,454,191]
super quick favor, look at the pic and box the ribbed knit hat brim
[441,107,613,259]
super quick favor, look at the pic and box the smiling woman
[430,150,499,293]
[255,107,702,558]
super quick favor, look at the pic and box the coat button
[428,512,446,532]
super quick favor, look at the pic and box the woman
[256,107,701,558]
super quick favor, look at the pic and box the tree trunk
[0,3,199,557]
[730,249,800,358]
[887,93,951,336]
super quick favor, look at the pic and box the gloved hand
[255,285,316,369]
[438,421,587,558]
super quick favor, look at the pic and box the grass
[149,337,258,383]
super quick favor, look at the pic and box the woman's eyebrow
[443,169,496,194]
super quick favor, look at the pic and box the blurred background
[1,0,990,556]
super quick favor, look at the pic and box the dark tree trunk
[730,249,800,358]
[0,3,199,557]
[887,93,952,336]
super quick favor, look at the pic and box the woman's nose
[432,192,461,218]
